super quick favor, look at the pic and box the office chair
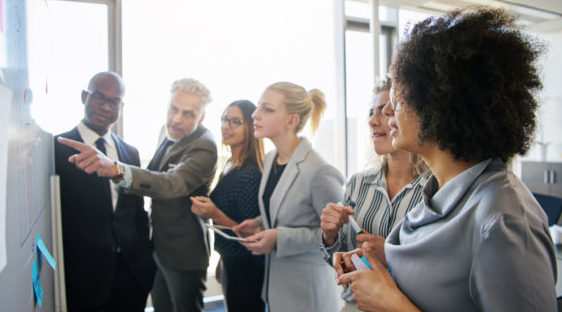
[533,193,562,226]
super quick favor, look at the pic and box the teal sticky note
[32,257,43,306]
[360,256,373,270]
[36,234,56,270]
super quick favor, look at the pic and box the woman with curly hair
[338,7,556,312]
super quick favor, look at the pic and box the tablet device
[204,223,248,241]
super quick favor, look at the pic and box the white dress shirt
[77,121,119,210]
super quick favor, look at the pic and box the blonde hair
[266,82,326,134]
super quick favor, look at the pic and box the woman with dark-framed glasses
[190,100,266,311]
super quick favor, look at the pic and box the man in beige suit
[59,78,217,312]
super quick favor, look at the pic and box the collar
[170,125,206,146]
[77,121,115,148]
[287,136,312,164]
[404,158,492,228]
[364,166,425,191]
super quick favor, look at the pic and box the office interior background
[4,0,562,308]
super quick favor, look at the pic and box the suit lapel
[259,154,274,229]
[157,126,204,171]
[268,138,311,227]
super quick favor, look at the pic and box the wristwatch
[112,161,125,183]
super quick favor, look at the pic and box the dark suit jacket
[55,127,155,310]
[123,125,217,271]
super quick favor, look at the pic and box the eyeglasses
[85,90,123,110]
[221,116,244,128]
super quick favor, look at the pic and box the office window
[121,0,340,166]
[121,0,340,278]
[343,2,398,174]
[30,0,110,134]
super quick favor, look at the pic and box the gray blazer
[260,138,345,312]
[124,125,218,271]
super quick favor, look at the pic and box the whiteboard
[0,0,58,311]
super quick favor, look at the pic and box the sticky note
[32,257,43,306]
[36,234,56,270]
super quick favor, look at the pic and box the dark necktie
[148,139,174,171]
[95,137,111,205]
[95,137,106,155]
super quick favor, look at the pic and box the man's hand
[190,196,219,219]
[57,137,118,177]
[320,202,354,246]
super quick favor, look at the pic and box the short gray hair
[170,78,212,106]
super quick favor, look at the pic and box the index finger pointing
[57,137,90,152]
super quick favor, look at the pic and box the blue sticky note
[36,234,56,270]
[32,257,43,306]
[360,256,373,270]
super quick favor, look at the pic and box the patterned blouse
[210,159,263,258]
[323,166,425,258]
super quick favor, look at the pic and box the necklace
[272,156,287,175]
[273,160,280,175]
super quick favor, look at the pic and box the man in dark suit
[58,78,218,312]
[55,71,155,312]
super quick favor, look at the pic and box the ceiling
[377,0,562,32]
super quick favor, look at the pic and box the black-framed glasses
[85,90,123,110]
[221,116,244,128]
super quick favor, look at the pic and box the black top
[262,160,287,227]
[210,159,264,259]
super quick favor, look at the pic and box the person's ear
[287,113,300,130]
[81,90,88,104]
[198,111,206,125]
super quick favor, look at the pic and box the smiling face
[252,89,293,140]
[383,85,422,153]
[82,74,124,135]
[369,90,396,155]
[221,105,247,148]
[166,90,205,140]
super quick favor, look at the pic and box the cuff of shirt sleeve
[320,232,343,264]
[117,163,133,188]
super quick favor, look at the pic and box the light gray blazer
[124,125,218,271]
[259,138,345,312]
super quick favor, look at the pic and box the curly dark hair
[390,7,545,162]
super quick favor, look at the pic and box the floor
[145,276,363,312]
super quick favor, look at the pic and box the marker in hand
[343,205,372,270]
[348,215,364,235]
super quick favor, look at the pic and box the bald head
[82,71,125,135]
[88,71,125,96]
